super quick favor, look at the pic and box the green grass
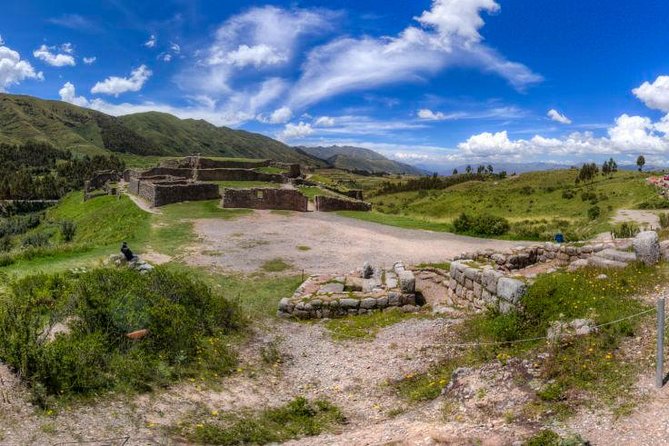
[261,258,292,273]
[212,181,281,190]
[297,245,311,251]
[254,166,286,174]
[337,211,453,232]
[367,170,660,240]
[174,397,345,445]
[297,186,339,200]
[324,308,425,340]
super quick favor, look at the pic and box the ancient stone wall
[447,261,527,314]
[163,157,272,169]
[197,169,284,183]
[271,162,302,178]
[314,196,371,212]
[278,262,419,319]
[221,188,308,212]
[87,171,121,190]
[129,177,220,207]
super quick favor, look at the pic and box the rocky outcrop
[633,231,661,265]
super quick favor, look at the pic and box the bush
[561,189,575,199]
[611,222,640,238]
[518,186,535,195]
[60,220,76,242]
[453,213,510,236]
[659,212,669,229]
[0,267,243,404]
[580,191,597,203]
[637,197,669,209]
[21,231,50,248]
[0,235,11,252]
[587,205,601,220]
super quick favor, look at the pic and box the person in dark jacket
[121,241,135,261]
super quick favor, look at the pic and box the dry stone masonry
[314,195,372,212]
[278,262,420,319]
[128,175,220,207]
[221,188,308,212]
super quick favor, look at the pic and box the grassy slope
[353,170,658,237]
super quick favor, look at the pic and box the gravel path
[188,211,527,274]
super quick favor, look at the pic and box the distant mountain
[416,162,574,175]
[0,93,312,163]
[296,145,426,175]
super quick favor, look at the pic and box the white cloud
[91,65,152,96]
[161,53,172,62]
[547,108,572,124]
[58,82,89,107]
[268,106,293,124]
[170,42,181,54]
[278,121,314,140]
[33,44,76,67]
[0,36,3,45]
[633,75,669,113]
[418,108,447,120]
[144,35,157,48]
[225,44,287,68]
[0,44,43,91]
[314,116,335,127]
[288,0,540,108]
[83,56,96,64]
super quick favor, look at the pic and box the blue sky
[1,0,669,168]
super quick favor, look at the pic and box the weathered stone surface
[481,269,502,293]
[340,298,359,309]
[376,297,388,307]
[360,298,377,309]
[362,261,374,279]
[496,277,527,304]
[597,248,636,263]
[547,319,597,342]
[318,282,345,294]
[399,271,416,293]
[567,258,589,272]
[278,298,293,312]
[388,292,400,306]
[499,300,514,314]
[587,256,628,269]
[633,231,660,265]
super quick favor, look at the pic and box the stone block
[633,231,660,265]
[360,298,377,309]
[340,298,359,309]
[496,277,527,304]
[399,271,416,293]
[481,269,502,293]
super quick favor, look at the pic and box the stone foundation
[278,262,419,319]
[446,261,527,313]
[314,196,372,212]
[221,188,308,212]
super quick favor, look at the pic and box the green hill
[0,93,311,163]
[296,145,425,175]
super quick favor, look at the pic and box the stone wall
[278,262,419,319]
[447,261,527,313]
[221,188,308,212]
[314,195,372,212]
[129,177,220,207]
[131,166,285,183]
[454,241,633,272]
[163,157,272,169]
[87,170,121,190]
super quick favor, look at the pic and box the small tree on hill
[577,162,598,183]
[637,155,646,172]
[602,161,611,176]
[477,165,485,174]
[487,164,494,174]
[465,165,472,174]
[452,168,458,175]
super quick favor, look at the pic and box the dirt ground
[188,210,527,274]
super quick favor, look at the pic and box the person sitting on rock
[121,241,135,261]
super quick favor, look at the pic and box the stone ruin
[127,174,220,207]
[222,188,308,212]
[278,262,420,319]
[83,170,122,201]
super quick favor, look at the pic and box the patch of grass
[338,211,453,232]
[271,210,295,216]
[298,186,339,200]
[325,308,424,341]
[297,245,311,251]
[212,181,280,190]
[522,430,587,446]
[175,397,345,445]
[159,200,251,221]
[0,267,243,407]
[416,261,451,270]
[254,166,286,174]
[261,258,291,273]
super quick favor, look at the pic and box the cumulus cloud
[183,6,337,94]
[33,44,76,67]
[547,108,572,124]
[83,56,96,64]
[0,43,43,90]
[288,0,541,108]
[58,82,89,107]
[278,121,314,140]
[91,65,152,96]
[268,106,293,124]
[633,75,669,113]
[144,35,157,48]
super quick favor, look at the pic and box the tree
[577,163,598,183]
[452,168,458,175]
[609,157,618,172]
[477,165,485,174]
[637,155,646,172]
[602,160,611,176]
[465,165,472,174]
[487,164,494,174]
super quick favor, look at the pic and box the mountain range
[295,145,425,175]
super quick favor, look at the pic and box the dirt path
[188,211,527,274]
[612,209,660,229]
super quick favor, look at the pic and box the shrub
[60,220,76,242]
[21,231,50,248]
[453,213,510,236]
[561,189,575,199]
[611,222,640,238]
[637,197,669,209]
[518,186,535,195]
[0,235,11,252]
[580,191,597,203]
[0,267,243,404]
[659,212,669,229]
[587,205,601,220]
